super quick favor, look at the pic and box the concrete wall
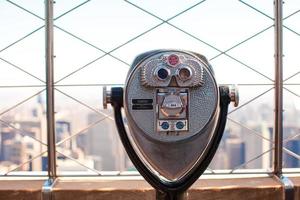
[0,176,299,200]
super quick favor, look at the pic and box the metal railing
[0,0,299,179]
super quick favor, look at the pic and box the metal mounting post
[156,190,188,200]
[42,0,56,200]
[45,0,56,180]
[274,0,283,177]
[43,0,57,199]
[42,178,57,200]
[273,1,295,199]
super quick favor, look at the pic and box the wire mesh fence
[0,0,299,177]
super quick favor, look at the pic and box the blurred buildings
[0,95,299,173]
[210,102,300,170]
[0,95,131,173]
[84,112,130,171]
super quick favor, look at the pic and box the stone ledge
[0,180,44,200]
[0,176,298,200]
[290,177,300,200]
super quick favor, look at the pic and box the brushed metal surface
[123,50,220,181]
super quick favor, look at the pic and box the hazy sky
[0,0,299,112]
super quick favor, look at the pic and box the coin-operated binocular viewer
[103,50,238,200]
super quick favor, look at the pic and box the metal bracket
[277,176,294,200]
[42,178,57,200]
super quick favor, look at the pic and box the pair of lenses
[155,66,192,81]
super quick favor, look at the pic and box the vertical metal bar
[45,0,57,179]
[273,3,295,198]
[274,0,283,176]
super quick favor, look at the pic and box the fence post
[274,0,283,177]
[42,0,56,199]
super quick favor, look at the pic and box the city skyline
[0,0,299,175]
[0,94,300,174]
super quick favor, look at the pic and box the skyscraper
[285,139,300,168]
[85,111,128,171]
[226,136,245,169]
